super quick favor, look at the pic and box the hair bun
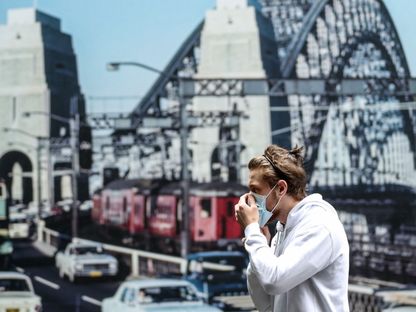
[289,145,304,165]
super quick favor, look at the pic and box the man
[235,145,349,312]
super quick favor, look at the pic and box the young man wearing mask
[235,144,349,312]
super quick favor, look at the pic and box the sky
[0,0,415,113]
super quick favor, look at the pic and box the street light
[23,109,81,238]
[2,127,47,219]
[106,62,168,76]
[107,61,191,258]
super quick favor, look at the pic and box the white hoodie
[244,193,349,312]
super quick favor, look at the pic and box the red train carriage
[143,181,247,251]
[190,182,247,246]
[100,179,136,228]
[92,179,247,252]
[148,193,178,238]
[95,179,161,235]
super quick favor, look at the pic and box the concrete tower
[0,8,90,209]
[191,0,280,183]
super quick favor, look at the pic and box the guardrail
[74,236,186,277]
[36,221,415,312]
[36,220,185,277]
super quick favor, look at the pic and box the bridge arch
[0,150,33,204]
[129,0,415,189]
[272,0,415,186]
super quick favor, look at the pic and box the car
[80,200,93,211]
[184,251,248,300]
[101,279,222,312]
[9,212,30,239]
[0,272,42,312]
[55,199,76,212]
[9,203,26,214]
[55,241,118,283]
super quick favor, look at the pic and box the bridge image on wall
[126,0,416,254]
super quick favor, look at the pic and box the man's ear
[277,180,287,195]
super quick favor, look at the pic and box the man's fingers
[234,204,239,221]
[238,194,248,206]
[247,194,256,206]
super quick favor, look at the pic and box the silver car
[101,279,221,312]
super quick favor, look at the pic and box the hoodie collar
[285,193,323,231]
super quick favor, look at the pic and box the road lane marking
[15,267,25,273]
[34,276,60,290]
[81,295,102,306]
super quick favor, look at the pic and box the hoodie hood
[285,193,337,231]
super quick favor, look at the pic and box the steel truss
[177,78,416,98]
[86,113,131,130]
[117,0,416,188]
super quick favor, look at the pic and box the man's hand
[234,193,259,229]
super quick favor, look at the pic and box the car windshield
[139,285,200,304]
[74,246,101,255]
[0,278,30,292]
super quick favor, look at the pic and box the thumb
[247,194,256,206]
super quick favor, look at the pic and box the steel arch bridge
[131,0,416,206]
[270,0,416,188]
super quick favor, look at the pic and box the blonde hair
[248,145,307,200]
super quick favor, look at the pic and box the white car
[101,279,222,312]
[80,200,93,211]
[9,212,30,239]
[55,242,118,283]
[8,204,26,214]
[0,272,42,312]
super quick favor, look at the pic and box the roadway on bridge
[12,240,120,312]
[11,239,256,312]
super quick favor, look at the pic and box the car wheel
[69,273,76,283]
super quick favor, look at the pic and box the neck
[279,195,301,224]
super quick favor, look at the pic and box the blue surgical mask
[251,184,283,227]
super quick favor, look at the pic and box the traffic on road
[10,238,254,312]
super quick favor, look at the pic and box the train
[91,179,248,253]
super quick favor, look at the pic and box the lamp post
[23,108,80,237]
[106,62,167,76]
[107,61,191,258]
[3,127,47,219]
[69,111,80,238]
